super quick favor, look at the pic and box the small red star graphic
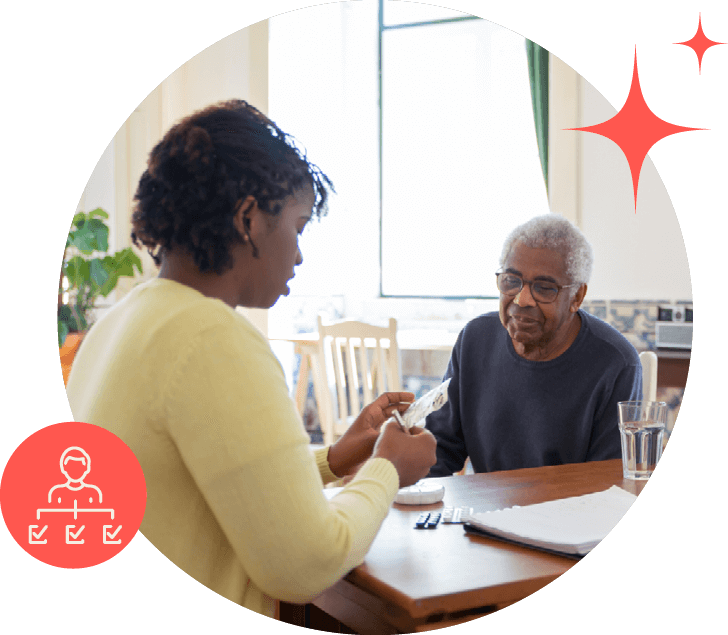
[567,51,704,210]
[675,13,725,74]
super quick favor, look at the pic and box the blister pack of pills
[397,378,451,430]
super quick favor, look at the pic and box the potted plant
[58,207,143,383]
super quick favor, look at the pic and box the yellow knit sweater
[66,278,399,616]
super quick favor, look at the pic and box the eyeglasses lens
[497,274,559,303]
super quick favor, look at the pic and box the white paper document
[465,485,637,557]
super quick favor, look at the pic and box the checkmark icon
[28,525,48,544]
[103,525,122,544]
[65,525,85,544]
[69,526,84,539]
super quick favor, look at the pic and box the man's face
[61,454,89,482]
[498,241,582,353]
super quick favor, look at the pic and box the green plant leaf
[89,257,110,289]
[116,248,144,276]
[71,212,87,227]
[87,218,110,252]
[62,208,144,332]
[70,218,109,254]
[66,208,109,255]
[58,304,86,333]
[65,256,91,289]
[88,207,109,219]
[58,320,70,347]
[102,266,119,293]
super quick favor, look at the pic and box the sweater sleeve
[424,332,468,476]
[587,362,643,461]
[314,445,341,485]
[162,320,399,604]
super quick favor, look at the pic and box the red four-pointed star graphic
[675,13,725,74]
[567,52,704,210]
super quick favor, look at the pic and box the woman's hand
[337,423,438,488]
[327,391,415,478]
[371,420,438,487]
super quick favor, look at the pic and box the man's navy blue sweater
[425,310,642,476]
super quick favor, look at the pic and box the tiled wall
[580,300,691,441]
[580,299,692,352]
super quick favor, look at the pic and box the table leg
[279,601,358,633]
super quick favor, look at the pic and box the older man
[425,214,642,476]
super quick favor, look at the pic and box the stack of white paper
[465,485,637,556]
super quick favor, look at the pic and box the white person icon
[2,420,145,567]
[48,446,103,506]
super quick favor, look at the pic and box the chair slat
[359,342,373,405]
[375,341,387,395]
[345,338,359,417]
[315,315,402,441]
[331,338,348,423]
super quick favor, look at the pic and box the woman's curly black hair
[131,99,333,274]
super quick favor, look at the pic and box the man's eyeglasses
[495,272,578,304]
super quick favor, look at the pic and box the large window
[379,1,548,297]
[268,1,548,307]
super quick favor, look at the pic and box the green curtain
[525,40,549,192]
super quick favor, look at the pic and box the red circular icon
[1,421,146,568]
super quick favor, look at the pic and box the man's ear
[571,283,587,312]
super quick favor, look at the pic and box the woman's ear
[234,196,263,258]
[233,196,256,240]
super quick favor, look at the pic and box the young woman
[66,100,437,616]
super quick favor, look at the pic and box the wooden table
[281,460,645,633]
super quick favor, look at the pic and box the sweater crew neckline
[503,309,589,368]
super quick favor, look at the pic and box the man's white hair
[499,214,594,285]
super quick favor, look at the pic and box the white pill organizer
[394,480,446,505]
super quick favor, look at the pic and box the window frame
[377,1,491,300]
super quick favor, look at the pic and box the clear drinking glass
[617,401,668,480]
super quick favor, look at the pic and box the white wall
[77,22,270,334]
[550,56,692,302]
[579,78,692,301]
[76,141,115,218]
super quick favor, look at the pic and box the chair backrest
[314,315,401,444]
[639,351,658,402]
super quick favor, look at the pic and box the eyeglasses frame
[494,271,579,305]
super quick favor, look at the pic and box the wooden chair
[639,351,658,402]
[314,315,401,445]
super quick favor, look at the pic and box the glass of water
[617,401,668,479]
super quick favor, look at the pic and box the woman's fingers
[374,391,415,410]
